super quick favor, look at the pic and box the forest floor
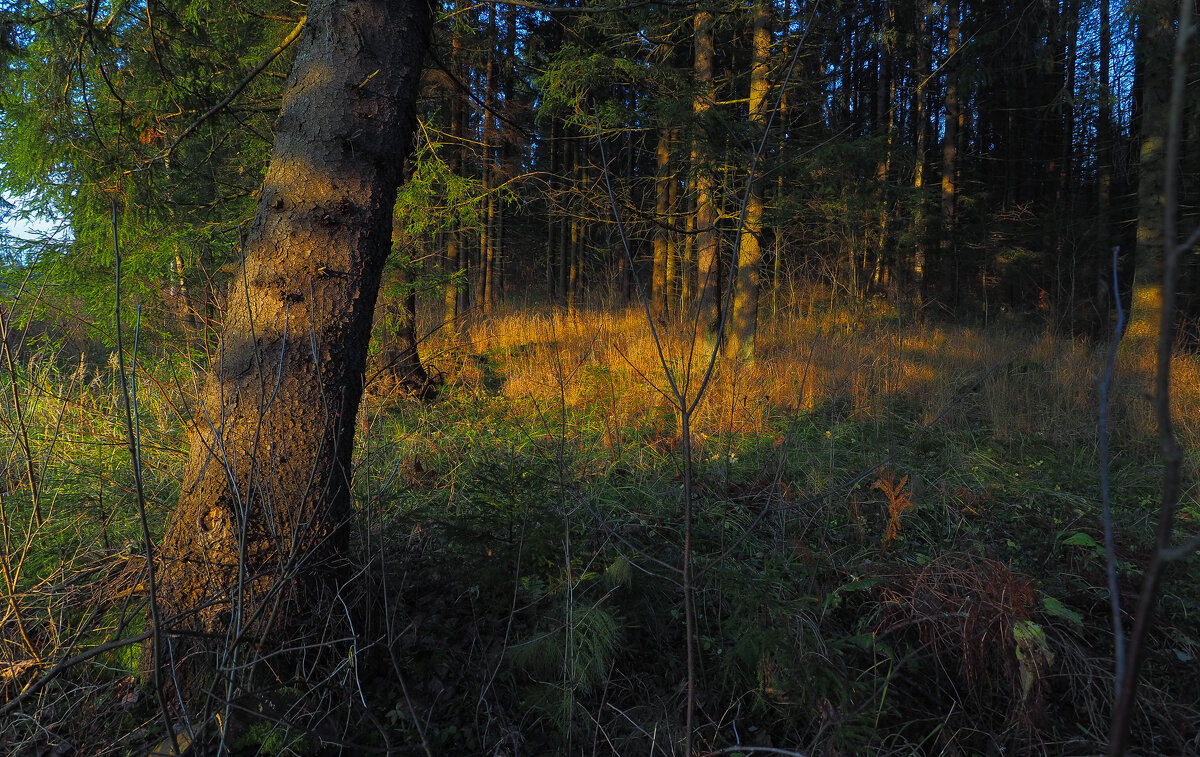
[2,299,1199,756]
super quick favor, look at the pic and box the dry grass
[418,298,1199,470]
[4,292,1199,755]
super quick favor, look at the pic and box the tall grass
[3,295,1198,755]
[441,297,1197,460]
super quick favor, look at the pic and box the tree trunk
[445,4,464,332]
[558,134,571,306]
[912,1,932,305]
[693,8,720,333]
[727,0,770,359]
[1098,0,1114,261]
[1124,0,1174,379]
[666,140,681,314]
[938,0,961,307]
[372,248,433,399]
[652,129,672,321]
[481,7,497,314]
[155,0,430,703]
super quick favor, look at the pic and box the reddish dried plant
[873,470,914,545]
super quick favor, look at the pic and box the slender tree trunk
[1058,0,1079,330]
[772,175,783,317]
[939,0,961,307]
[558,134,571,306]
[912,1,932,306]
[481,4,497,314]
[682,189,696,312]
[666,141,681,313]
[692,7,720,333]
[445,6,464,331]
[653,129,672,320]
[155,0,430,705]
[1098,0,1114,261]
[494,171,504,306]
[172,247,198,330]
[875,0,895,300]
[375,252,431,397]
[568,142,580,315]
[1123,0,1175,378]
[728,0,771,358]
[546,122,558,301]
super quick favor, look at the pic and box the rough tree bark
[154,0,430,702]
[727,0,771,359]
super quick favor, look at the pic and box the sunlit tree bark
[155,0,430,700]
[652,128,671,321]
[1124,0,1175,378]
[692,6,720,332]
[728,0,771,358]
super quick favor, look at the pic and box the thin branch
[440,0,699,22]
[2,630,154,718]
[1176,221,1200,255]
[0,312,44,528]
[112,199,178,755]
[162,15,306,164]
[1098,245,1127,694]
[701,748,809,757]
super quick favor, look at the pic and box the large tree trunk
[727,0,771,359]
[155,0,430,704]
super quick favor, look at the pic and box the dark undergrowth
[2,304,1198,756]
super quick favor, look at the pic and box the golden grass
[420,300,1200,472]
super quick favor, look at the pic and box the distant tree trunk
[727,0,771,359]
[693,7,720,333]
[171,247,198,330]
[445,6,464,331]
[558,134,571,307]
[682,187,696,310]
[546,122,558,300]
[652,129,672,320]
[155,0,430,702]
[1097,0,1114,260]
[938,0,961,307]
[911,1,932,305]
[666,134,682,313]
[874,0,895,299]
[1125,0,1174,376]
[373,252,432,397]
[568,144,581,315]
[481,5,497,314]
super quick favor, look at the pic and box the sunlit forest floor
[3,294,1199,755]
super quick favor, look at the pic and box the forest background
[1,0,1199,755]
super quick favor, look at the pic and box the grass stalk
[112,199,178,755]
